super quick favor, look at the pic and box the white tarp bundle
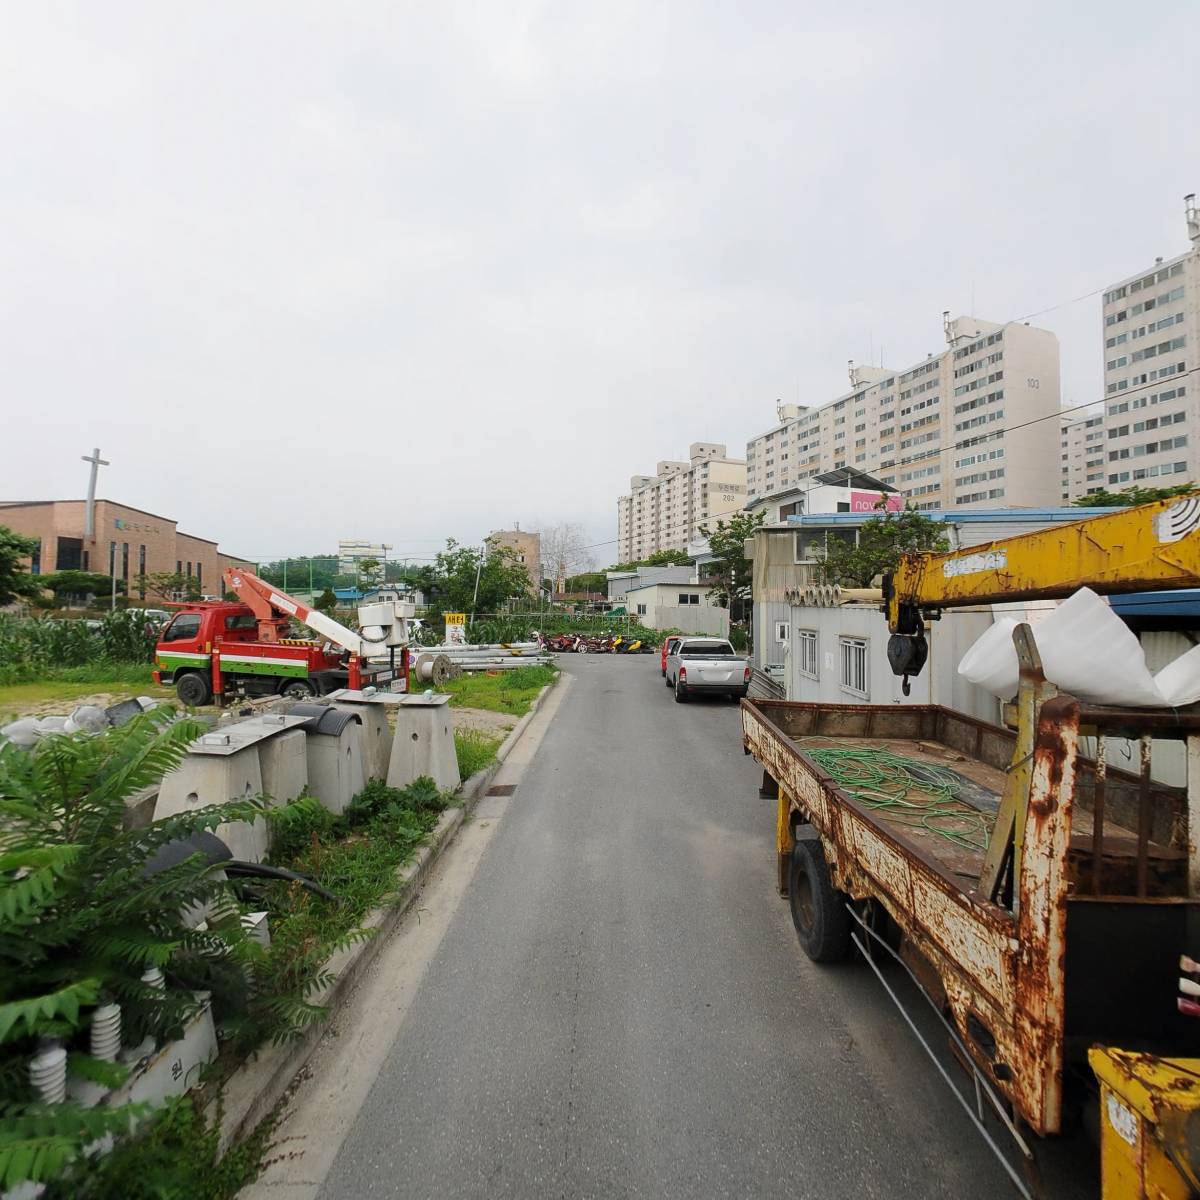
[958,587,1200,707]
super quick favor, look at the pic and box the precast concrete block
[155,744,269,863]
[325,689,403,782]
[258,727,308,807]
[294,709,365,815]
[387,694,459,793]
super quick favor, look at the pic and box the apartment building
[487,526,541,593]
[1060,410,1107,502]
[1100,196,1200,490]
[745,314,1062,510]
[337,540,392,574]
[616,443,746,562]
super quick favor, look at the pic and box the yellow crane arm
[883,493,1200,683]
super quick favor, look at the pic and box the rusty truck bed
[741,697,1199,1137]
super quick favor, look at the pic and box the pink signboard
[849,490,903,513]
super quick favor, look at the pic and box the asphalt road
[316,654,1090,1199]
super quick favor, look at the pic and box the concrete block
[302,715,365,815]
[325,690,402,782]
[155,745,270,863]
[106,999,217,1108]
[258,728,308,807]
[387,694,459,793]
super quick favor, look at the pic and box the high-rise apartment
[617,443,746,562]
[1100,196,1200,490]
[1060,410,1106,502]
[745,314,1062,510]
[338,539,392,574]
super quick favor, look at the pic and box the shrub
[0,708,266,1192]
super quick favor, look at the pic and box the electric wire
[800,740,992,853]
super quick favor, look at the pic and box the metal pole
[309,557,314,595]
[110,541,117,611]
[470,543,485,625]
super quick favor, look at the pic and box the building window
[55,537,83,571]
[678,593,699,605]
[796,630,819,679]
[138,545,146,599]
[637,604,647,615]
[196,562,202,591]
[775,621,789,643]
[839,636,868,697]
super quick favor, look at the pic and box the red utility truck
[153,568,411,706]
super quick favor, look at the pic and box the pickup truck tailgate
[687,659,741,684]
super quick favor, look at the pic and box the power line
[607,367,1199,561]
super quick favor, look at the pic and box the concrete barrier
[387,694,459,792]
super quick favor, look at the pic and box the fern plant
[0,707,265,1190]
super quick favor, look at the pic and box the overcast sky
[1,2,1194,568]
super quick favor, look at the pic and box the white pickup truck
[664,637,751,703]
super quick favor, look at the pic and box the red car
[660,635,683,677]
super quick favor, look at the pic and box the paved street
[278,655,1089,1199]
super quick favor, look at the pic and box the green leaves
[0,980,101,1044]
[817,505,951,588]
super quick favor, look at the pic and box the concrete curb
[212,668,562,1155]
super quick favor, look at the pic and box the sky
[0,1,1195,569]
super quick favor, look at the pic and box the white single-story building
[627,581,729,636]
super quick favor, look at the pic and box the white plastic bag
[957,617,1020,697]
[957,588,1192,707]
[1154,642,1200,707]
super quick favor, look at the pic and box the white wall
[785,603,996,721]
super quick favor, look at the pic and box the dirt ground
[451,706,517,737]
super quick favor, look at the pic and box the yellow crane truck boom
[883,493,1200,689]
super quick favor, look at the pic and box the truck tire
[280,679,317,699]
[674,678,688,703]
[176,671,212,707]
[788,839,852,963]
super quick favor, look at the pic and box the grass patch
[440,664,557,717]
[0,665,170,723]
[455,728,505,779]
[234,778,451,1051]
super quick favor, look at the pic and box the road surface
[254,654,1092,1199]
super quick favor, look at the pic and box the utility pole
[470,542,485,625]
[81,447,109,540]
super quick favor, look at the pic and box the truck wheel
[788,839,852,963]
[176,671,212,707]
[674,679,688,703]
[280,679,317,699]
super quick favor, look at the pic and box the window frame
[796,629,819,679]
[838,635,869,697]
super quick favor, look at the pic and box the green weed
[454,729,505,778]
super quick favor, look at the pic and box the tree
[564,571,607,594]
[606,548,695,574]
[817,505,950,587]
[357,557,383,590]
[38,570,125,606]
[536,523,593,589]
[0,524,41,606]
[314,587,338,614]
[143,571,201,603]
[698,510,766,621]
[257,556,339,592]
[1072,483,1194,508]
[417,539,531,619]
